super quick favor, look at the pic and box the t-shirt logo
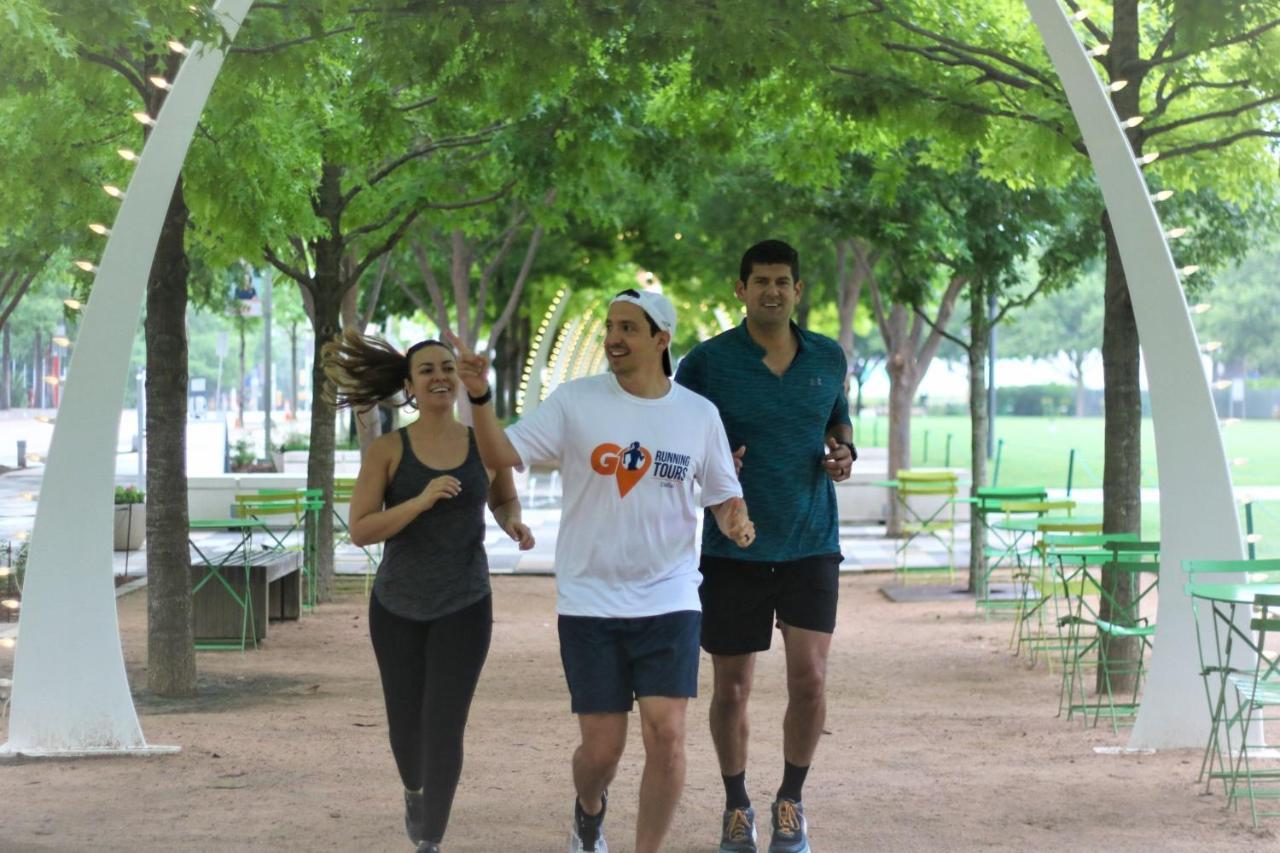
[591,441,652,497]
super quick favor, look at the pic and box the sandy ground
[0,574,1275,852]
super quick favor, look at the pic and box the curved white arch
[1026,0,1244,749]
[1,0,255,757]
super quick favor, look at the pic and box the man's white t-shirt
[507,373,742,618]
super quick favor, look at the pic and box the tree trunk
[341,283,382,456]
[967,283,989,594]
[1097,0,1145,694]
[237,319,247,429]
[145,180,197,697]
[289,322,299,415]
[1,323,9,410]
[33,329,42,408]
[1073,351,1087,417]
[1099,213,1143,693]
[885,360,914,537]
[307,287,340,603]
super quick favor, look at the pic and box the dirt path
[0,574,1273,852]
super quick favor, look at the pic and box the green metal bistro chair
[892,470,959,585]
[1043,532,1138,715]
[1229,593,1280,827]
[235,488,323,610]
[1060,542,1160,728]
[1183,559,1280,798]
[333,477,382,595]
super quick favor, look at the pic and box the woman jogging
[323,329,534,852]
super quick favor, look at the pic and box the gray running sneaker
[568,791,608,853]
[768,798,810,853]
[720,806,759,852]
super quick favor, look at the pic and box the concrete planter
[113,504,146,551]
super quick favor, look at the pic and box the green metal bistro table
[189,518,270,651]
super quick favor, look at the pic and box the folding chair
[892,470,959,584]
[333,477,382,595]
[1229,593,1280,826]
[1061,543,1160,731]
[1044,532,1137,714]
[1183,559,1280,797]
[235,489,323,610]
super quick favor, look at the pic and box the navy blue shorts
[558,610,701,714]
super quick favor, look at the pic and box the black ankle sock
[777,761,809,803]
[723,771,750,810]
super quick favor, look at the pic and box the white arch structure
[1025,0,1242,749]
[1,0,254,757]
[2,0,1238,757]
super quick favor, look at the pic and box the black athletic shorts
[698,553,842,655]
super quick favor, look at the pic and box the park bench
[190,546,303,650]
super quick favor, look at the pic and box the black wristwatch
[837,439,858,462]
[468,386,493,405]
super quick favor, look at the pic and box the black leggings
[368,591,492,843]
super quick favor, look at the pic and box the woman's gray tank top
[372,427,490,622]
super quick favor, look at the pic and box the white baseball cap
[611,289,677,376]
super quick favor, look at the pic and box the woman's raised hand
[444,330,490,398]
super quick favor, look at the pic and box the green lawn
[853,413,1280,560]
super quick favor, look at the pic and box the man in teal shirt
[676,239,855,853]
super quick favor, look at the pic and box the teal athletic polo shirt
[675,320,851,562]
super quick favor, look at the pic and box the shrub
[114,485,144,505]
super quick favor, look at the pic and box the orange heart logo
[590,441,651,498]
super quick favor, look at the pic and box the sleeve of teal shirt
[827,347,852,430]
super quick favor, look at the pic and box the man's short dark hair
[739,240,800,284]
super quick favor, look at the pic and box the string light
[132,111,156,127]
[1200,340,1223,352]
[0,566,9,577]
[148,76,172,91]
[43,376,60,386]
[1166,227,1189,239]
[88,223,110,236]
[102,184,124,199]
[167,40,188,54]
[117,148,139,162]
[0,600,18,610]
[1213,380,1233,390]
[1072,8,1091,20]
[0,637,14,649]
[1190,303,1212,314]
[1180,265,1201,276]
[34,416,54,424]
[17,493,35,502]
[63,298,84,311]
[1248,534,1264,544]
[51,336,70,347]
[1123,116,1145,128]
[25,454,45,463]
[1137,151,1160,165]
[1109,80,1129,92]
[674,232,683,241]
[74,260,96,272]
[1151,189,1174,202]
[1088,43,1111,56]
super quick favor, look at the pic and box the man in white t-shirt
[447,289,754,853]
